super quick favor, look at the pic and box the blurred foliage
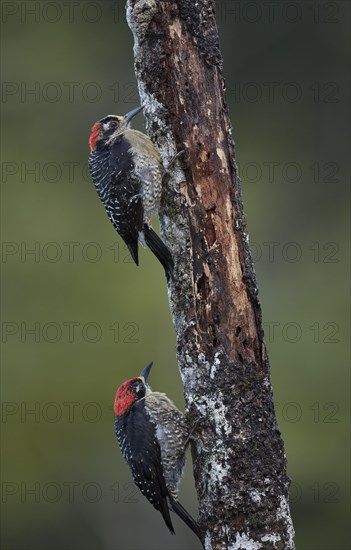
[1,1,349,549]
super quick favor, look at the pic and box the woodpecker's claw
[162,149,186,186]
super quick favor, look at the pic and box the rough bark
[126,1,295,548]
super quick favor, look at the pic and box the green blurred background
[1,1,349,549]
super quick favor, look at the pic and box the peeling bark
[126,1,295,548]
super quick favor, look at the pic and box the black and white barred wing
[114,401,175,534]
[88,138,143,264]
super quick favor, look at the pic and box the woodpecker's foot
[184,414,210,451]
[168,149,185,170]
[162,150,185,185]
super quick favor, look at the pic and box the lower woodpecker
[88,106,173,280]
[114,362,202,543]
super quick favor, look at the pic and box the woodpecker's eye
[132,380,145,397]
[109,120,119,130]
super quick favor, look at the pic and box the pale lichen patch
[204,531,212,550]
[277,495,295,548]
[196,395,232,438]
[126,0,157,41]
[230,532,262,549]
[249,490,262,504]
[261,533,282,546]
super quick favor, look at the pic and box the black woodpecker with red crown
[114,362,202,544]
[88,106,173,280]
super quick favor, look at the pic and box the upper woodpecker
[88,106,173,280]
[114,362,202,543]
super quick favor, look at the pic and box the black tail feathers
[169,497,202,544]
[143,224,174,281]
[127,242,139,266]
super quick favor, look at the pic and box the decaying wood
[126,1,295,548]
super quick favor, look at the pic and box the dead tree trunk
[126,1,295,548]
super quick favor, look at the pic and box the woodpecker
[88,106,173,280]
[114,361,202,543]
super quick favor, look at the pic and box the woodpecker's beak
[139,361,153,383]
[123,105,144,126]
